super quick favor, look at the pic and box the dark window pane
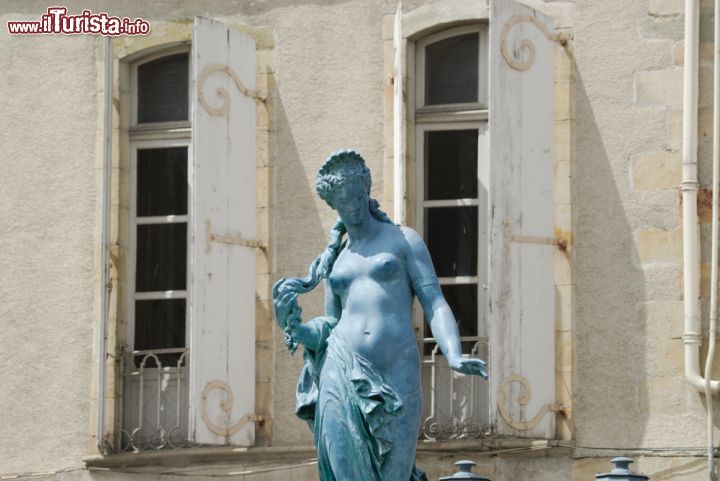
[136,223,187,291]
[425,33,478,105]
[137,147,188,216]
[425,207,477,277]
[134,299,186,367]
[137,53,189,123]
[425,284,478,354]
[425,130,478,200]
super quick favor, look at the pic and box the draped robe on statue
[294,316,427,481]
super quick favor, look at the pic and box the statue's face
[329,180,369,227]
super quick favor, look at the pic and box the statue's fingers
[461,359,489,379]
[468,358,487,368]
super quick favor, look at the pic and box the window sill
[83,445,317,468]
[416,438,574,456]
[84,439,575,469]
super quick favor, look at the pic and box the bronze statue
[273,150,487,481]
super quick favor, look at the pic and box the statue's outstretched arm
[401,227,488,379]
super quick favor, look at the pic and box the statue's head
[316,150,373,226]
[316,149,371,202]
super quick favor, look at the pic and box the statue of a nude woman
[273,150,487,481]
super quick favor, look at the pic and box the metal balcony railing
[420,337,491,441]
[120,347,190,452]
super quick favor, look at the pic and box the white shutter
[189,17,257,446]
[489,0,556,438]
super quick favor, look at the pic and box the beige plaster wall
[0,20,100,472]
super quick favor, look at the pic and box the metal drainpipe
[706,0,720,476]
[683,0,720,393]
[97,36,113,453]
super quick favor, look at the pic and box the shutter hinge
[210,233,267,251]
[206,220,267,252]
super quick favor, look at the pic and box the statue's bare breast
[329,225,420,381]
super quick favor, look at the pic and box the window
[415,25,491,440]
[397,0,561,440]
[116,18,259,452]
[122,47,192,451]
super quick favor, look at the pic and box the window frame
[126,136,192,357]
[129,45,192,133]
[414,121,489,341]
[412,26,493,439]
[414,24,489,117]
[121,47,194,450]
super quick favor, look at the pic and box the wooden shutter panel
[189,17,257,446]
[489,0,556,438]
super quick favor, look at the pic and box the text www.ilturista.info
[7,7,150,35]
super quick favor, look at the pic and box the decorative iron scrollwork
[500,15,559,71]
[497,374,559,431]
[197,64,265,116]
[200,380,263,436]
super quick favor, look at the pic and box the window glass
[136,223,187,292]
[424,284,478,354]
[134,299,186,367]
[425,33,479,105]
[137,53,189,123]
[425,130,478,200]
[425,206,478,277]
[137,147,188,216]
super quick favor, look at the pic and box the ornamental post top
[595,457,649,481]
[438,460,491,480]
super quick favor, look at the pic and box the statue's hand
[448,356,488,380]
[272,278,301,329]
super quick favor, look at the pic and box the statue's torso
[328,224,421,393]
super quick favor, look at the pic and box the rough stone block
[256,98,269,130]
[701,262,712,298]
[635,69,683,106]
[256,272,273,301]
[255,380,272,415]
[672,40,714,65]
[256,129,270,168]
[631,150,681,190]
[256,49,275,74]
[554,160,571,205]
[556,284,572,331]
[635,227,683,264]
[256,298,273,342]
[555,203,572,233]
[638,16,684,40]
[255,340,272,383]
[555,44,572,82]
[650,0,683,16]
[555,330,573,374]
[256,167,272,209]
[555,81,571,121]
[555,119,571,163]
[666,106,712,148]
[555,248,572,287]
[257,205,271,241]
